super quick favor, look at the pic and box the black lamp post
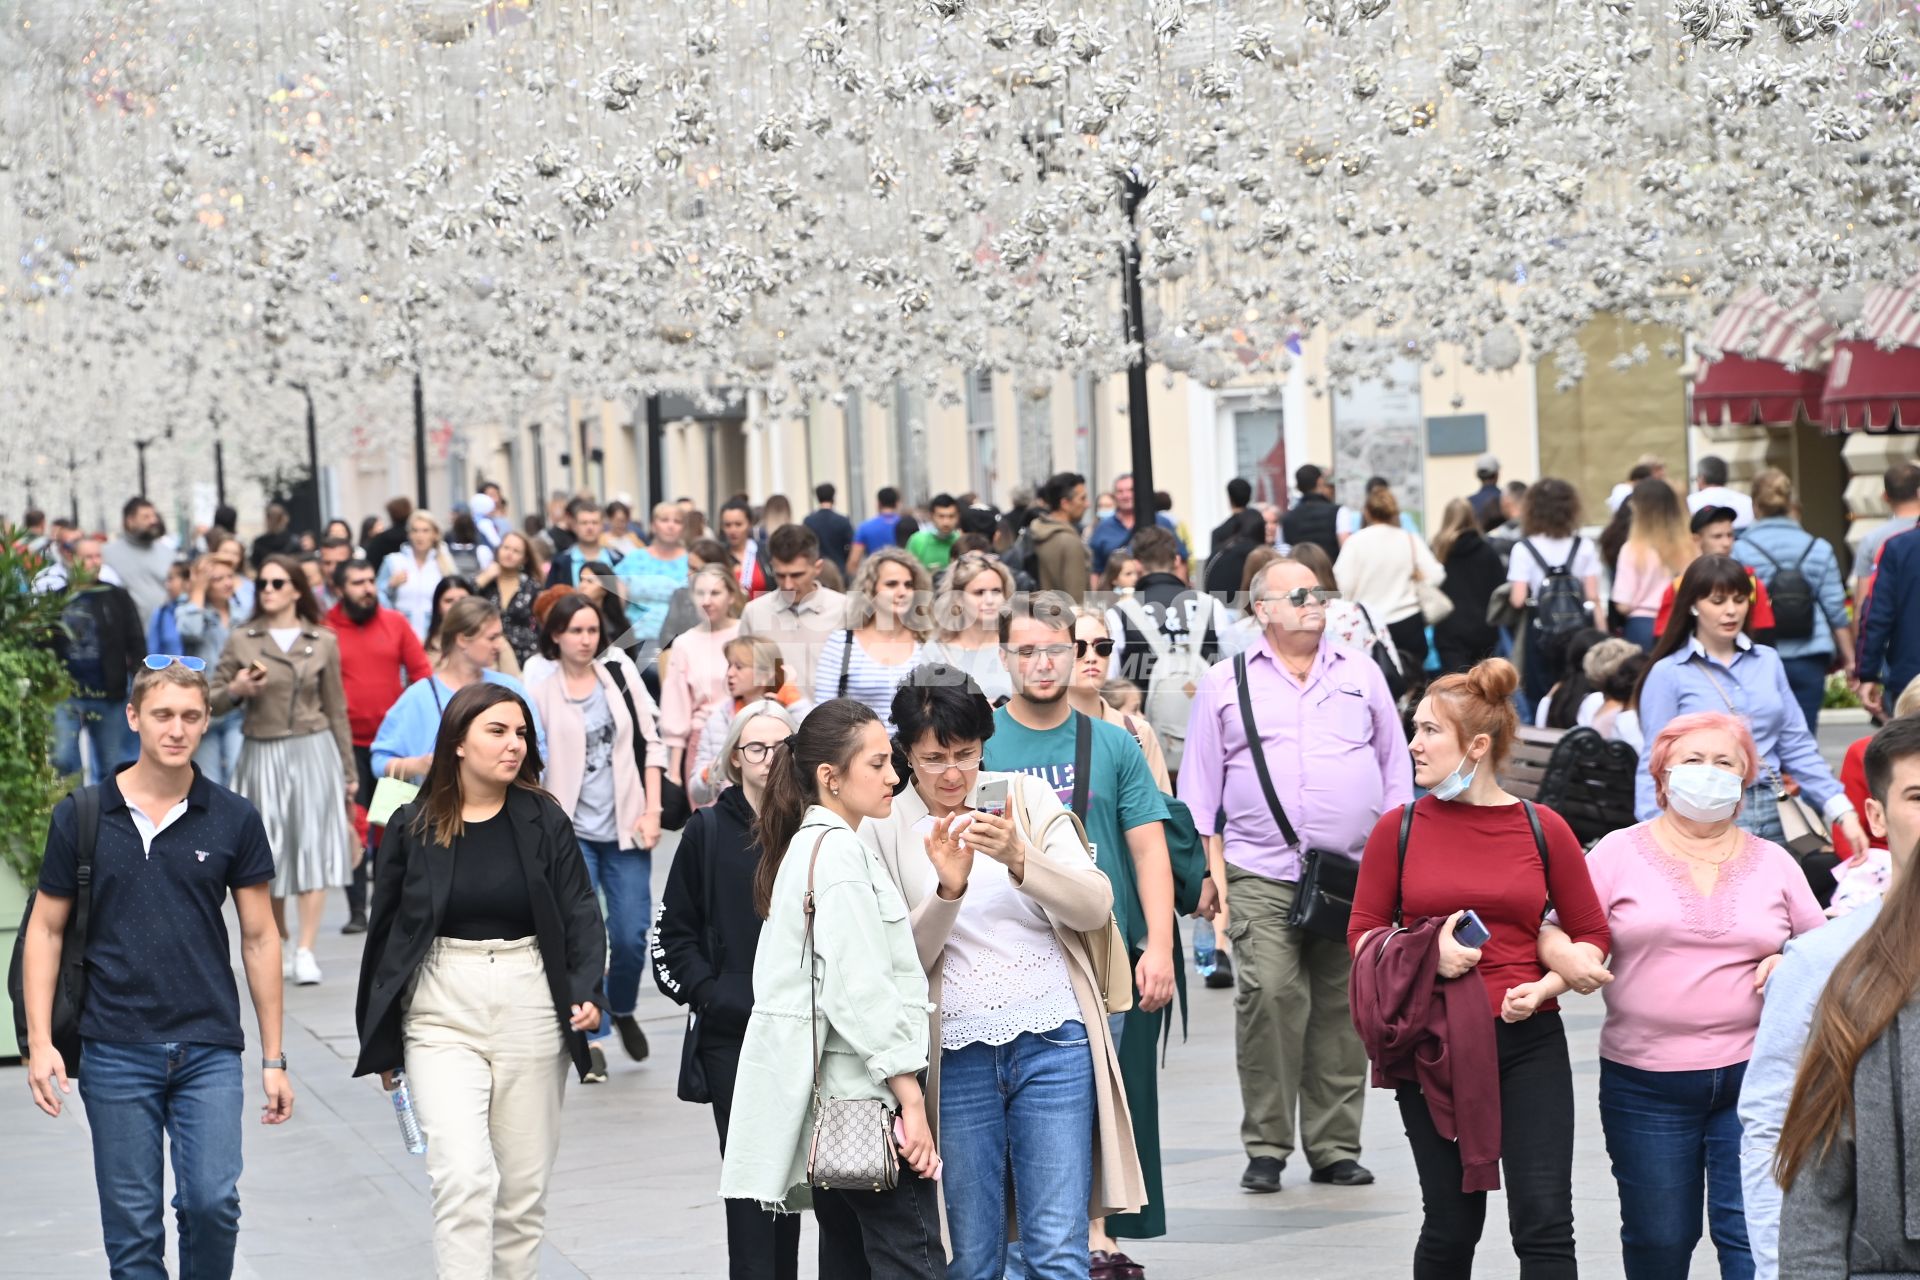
[413,369,429,509]
[1118,171,1155,518]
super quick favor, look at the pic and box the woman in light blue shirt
[1732,468,1852,733]
[616,502,690,650]
[1633,556,1865,859]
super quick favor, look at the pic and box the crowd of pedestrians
[14,449,1920,1280]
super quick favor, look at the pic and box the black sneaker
[614,1014,650,1063]
[1241,1156,1284,1193]
[583,1043,608,1084]
[341,912,368,935]
[1310,1159,1375,1186]
[1205,952,1235,989]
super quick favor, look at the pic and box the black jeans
[1396,1012,1578,1279]
[1388,613,1431,676]
[344,744,377,918]
[812,1167,945,1279]
[704,1039,801,1280]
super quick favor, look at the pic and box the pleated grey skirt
[232,730,352,897]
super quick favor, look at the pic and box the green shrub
[0,530,76,884]
[1825,672,1863,711]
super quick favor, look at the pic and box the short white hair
[708,699,799,791]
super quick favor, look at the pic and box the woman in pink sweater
[658,565,742,812]
[1526,711,1824,1280]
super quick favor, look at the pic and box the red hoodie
[1350,917,1503,1193]
[325,603,432,747]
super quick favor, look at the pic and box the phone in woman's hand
[971,777,1009,816]
[1453,910,1492,950]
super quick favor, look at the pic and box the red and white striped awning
[1702,286,1836,369]
[1860,277,1920,349]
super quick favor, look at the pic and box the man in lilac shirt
[1180,558,1412,1194]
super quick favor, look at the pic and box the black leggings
[1396,1012,1578,1279]
[704,1042,802,1280]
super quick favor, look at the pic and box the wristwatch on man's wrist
[262,1056,288,1071]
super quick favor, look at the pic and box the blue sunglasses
[143,655,207,672]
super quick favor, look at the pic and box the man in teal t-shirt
[905,493,963,573]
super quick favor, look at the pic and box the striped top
[812,629,924,732]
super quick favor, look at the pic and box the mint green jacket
[717,808,932,1210]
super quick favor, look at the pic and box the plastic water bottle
[1192,918,1217,979]
[392,1072,427,1156]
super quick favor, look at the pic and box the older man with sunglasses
[1178,557,1412,1195]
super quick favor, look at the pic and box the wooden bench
[1501,726,1640,849]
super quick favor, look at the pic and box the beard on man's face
[341,594,379,624]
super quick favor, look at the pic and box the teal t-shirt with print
[983,706,1169,950]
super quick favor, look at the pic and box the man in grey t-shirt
[1855,462,1920,588]
[101,496,180,628]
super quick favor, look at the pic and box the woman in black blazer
[353,682,606,1280]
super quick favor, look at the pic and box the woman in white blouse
[815,546,929,732]
[376,511,457,639]
[1333,484,1446,675]
[859,670,1144,1280]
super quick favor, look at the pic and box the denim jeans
[1778,653,1829,735]
[77,1039,244,1280]
[577,839,651,1036]
[940,1020,1096,1280]
[53,697,138,784]
[192,710,245,788]
[1599,1057,1753,1280]
[1623,616,1658,652]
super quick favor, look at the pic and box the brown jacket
[1030,513,1091,603]
[210,622,355,777]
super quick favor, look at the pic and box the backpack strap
[1116,596,1173,661]
[603,660,653,778]
[1791,536,1816,570]
[1560,536,1581,571]
[69,785,101,955]
[1744,542,1779,573]
[1521,799,1552,916]
[1070,711,1092,820]
[1393,801,1415,927]
[1519,538,1553,574]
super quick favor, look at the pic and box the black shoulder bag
[674,810,721,1104]
[1234,652,1357,943]
[9,786,103,1071]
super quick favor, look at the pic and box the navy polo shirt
[38,764,276,1050]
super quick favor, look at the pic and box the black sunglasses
[1076,638,1116,658]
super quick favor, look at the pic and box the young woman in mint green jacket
[717,698,945,1278]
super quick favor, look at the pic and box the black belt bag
[1233,654,1356,943]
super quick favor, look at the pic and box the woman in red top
[1349,658,1610,1279]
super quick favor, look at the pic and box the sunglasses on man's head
[143,654,207,672]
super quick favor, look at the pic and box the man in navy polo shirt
[23,659,292,1280]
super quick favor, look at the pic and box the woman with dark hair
[353,683,606,1280]
[860,668,1143,1279]
[1633,555,1867,857]
[526,594,664,1081]
[653,699,802,1280]
[479,530,543,664]
[212,553,355,986]
[1507,477,1602,706]
[719,699,944,1277]
[577,560,635,657]
[424,574,478,662]
[1430,498,1507,676]
[1538,627,1609,730]
[1203,509,1271,602]
[718,498,771,600]
[371,597,543,785]
[445,510,495,578]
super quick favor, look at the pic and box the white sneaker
[283,948,294,980]
[293,948,322,986]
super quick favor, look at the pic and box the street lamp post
[1119,172,1155,519]
[413,369,430,510]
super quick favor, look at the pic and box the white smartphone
[972,776,1009,816]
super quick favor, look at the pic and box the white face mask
[1665,763,1744,822]
[1430,759,1479,802]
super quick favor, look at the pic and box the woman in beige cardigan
[860,667,1145,1280]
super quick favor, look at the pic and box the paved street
[0,713,1870,1277]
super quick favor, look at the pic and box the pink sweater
[1584,822,1825,1072]
[660,622,738,756]
[1610,545,1671,620]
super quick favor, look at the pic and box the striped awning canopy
[1701,286,1836,369]
[1693,287,1835,428]
[1821,275,1920,432]
[1859,277,1920,350]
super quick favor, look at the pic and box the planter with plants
[0,530,77,1061]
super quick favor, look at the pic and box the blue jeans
[53,697,138,783]
[1599,1057,1753,1280]
[1623,616,1658,652]
[940,1021,1095,1280]
[1778,653,1829,735]
[193,710,244,788]
[78,1039,245,1280]
[577,839,651,1036]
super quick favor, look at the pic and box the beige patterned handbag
[800,830,902,1192]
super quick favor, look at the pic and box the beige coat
[210,622,353,776]
[859,771,1148,1222]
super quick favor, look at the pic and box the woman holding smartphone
[1348,658,1611,1277]
[859,670,1143,1280]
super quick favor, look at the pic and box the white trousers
[404,936,570,1280]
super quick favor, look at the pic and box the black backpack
[8,785,101,1072]
[1747,539,1818,641]
[1522,537,1589,637]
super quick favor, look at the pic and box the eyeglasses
[736,740,788,763]
[1274,587,1338,608]
[1076,638,1115,658]
[143,654,207,672]
[1003,643,1076,663]
[258,576,294,591]
[910,749,983,776]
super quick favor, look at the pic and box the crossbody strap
[837,629,854,699]
[1234,653,1300,848]
[603,660,654,778]
[1690,656,1788,797]
[1116,596,1173,662]
[1393,802,1415,927]
[1521,799,1552,916]
[800,829,833,1099]
[1071,711,1092,820]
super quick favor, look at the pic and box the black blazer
[353,787,608,1081]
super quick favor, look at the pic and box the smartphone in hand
[1453,910,1492,950]
[971,776,1009,816]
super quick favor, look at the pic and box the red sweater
[1838,736,1881,860]
[1349,796,1611,1018]
[325,604,432,747]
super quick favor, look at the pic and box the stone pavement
[3,712,1868,1277]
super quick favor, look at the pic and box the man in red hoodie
[326,557,431,932]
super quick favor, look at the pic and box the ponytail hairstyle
[752,698,883,918]
[1421,657,1522,770]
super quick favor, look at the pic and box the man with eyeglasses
[22,656,292,1277]
[982,590,1177,1252]
[1178,558,1411,1196]
[50,536,149,783]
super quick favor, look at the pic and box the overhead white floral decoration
[4,0,1920,482]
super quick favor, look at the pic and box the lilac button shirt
[1178,634,1412,881]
